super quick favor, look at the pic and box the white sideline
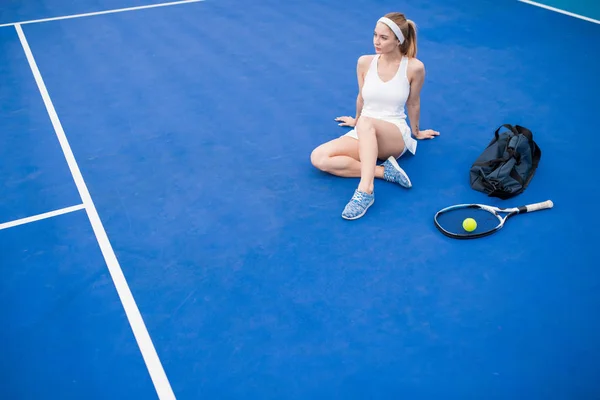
[15,23,176,400]
[0,0,205,27]
[518,0,600,24]
[0,204,85,231]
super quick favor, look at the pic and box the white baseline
[518,0,600,25]
[15,23,176,400]
[0,205,85,231]
[0,0,205,27]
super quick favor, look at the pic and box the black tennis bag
[469,124,541,199]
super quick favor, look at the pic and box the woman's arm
[354,94,364,122]
[406,59,439,139]
[354,55,370,120]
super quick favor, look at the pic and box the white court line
[0,204,85,231]
[518,0,600,25]
[0,0,205,27]
[15,24,176,400]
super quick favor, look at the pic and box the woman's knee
[310,145,329,170]
[355,117,376,137]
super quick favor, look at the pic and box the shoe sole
[387,156,412,188]
[341,199,375,220]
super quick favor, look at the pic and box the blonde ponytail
[383,12,418,58]
[402,19,418,58]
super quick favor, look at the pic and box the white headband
[378,17,405,44]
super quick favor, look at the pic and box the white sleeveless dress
[342,54,418,157]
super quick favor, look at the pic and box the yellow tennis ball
[463,217,477,232]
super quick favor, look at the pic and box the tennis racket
[434,200,554,239]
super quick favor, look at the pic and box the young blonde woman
[310,12,440,220]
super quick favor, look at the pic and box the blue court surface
[1,0,599,399]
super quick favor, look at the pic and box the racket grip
[524,200,554,212]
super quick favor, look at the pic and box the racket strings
[435,208,500,236]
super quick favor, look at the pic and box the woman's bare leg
[310,136,385,178]
[340,117,410,220]
[355,116,406,194]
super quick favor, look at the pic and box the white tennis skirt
[341,117,417,158]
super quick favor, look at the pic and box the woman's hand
[415,129,440,140]
[335,116,356,127]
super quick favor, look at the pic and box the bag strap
[522,141,542,188]
[473,142,520,167]
[506,146,521,164]
[479,174,517,199]
[515,124,541,171]
[510,168,524,186]
[515,125,533,142]
[494,124,518,140]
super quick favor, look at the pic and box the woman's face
[373,22,399,54]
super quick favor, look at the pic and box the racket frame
[434,200,553,239]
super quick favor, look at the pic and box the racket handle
[522,200,554,213]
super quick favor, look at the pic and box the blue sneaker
[341,190,375,220]
[382,156,412,188]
